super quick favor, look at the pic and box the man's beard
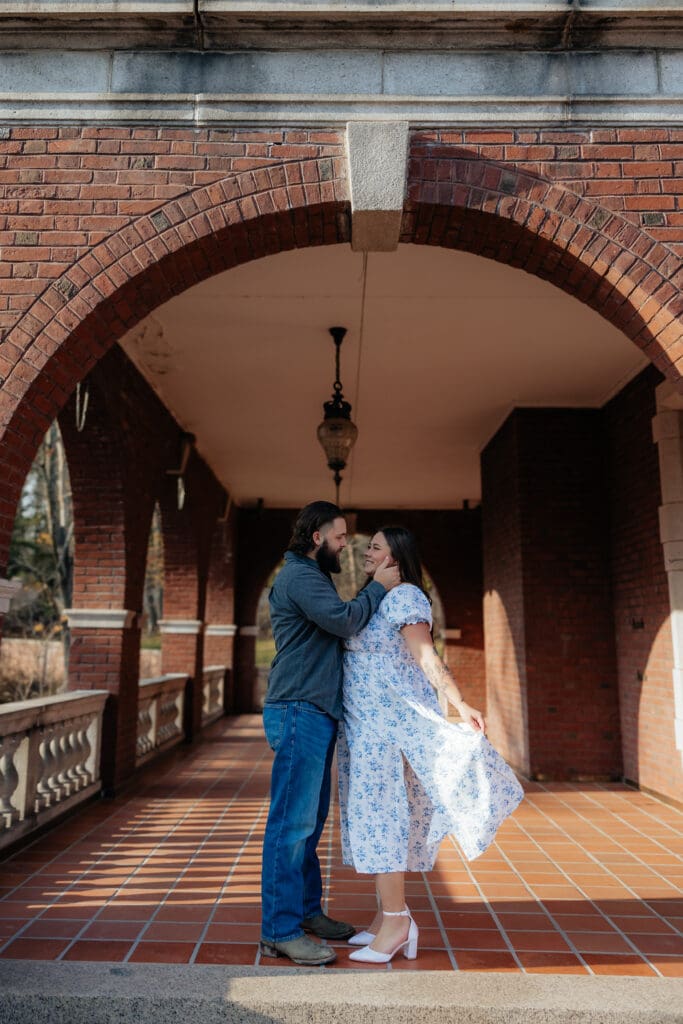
[316,540,342,575]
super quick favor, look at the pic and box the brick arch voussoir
[1,157,347,435]
[0,159,347,564]
[405,155,683,385]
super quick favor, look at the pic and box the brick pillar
[482,409,621,781]
[59,378,151,792]
[651,380,683,773]
[204,513,237,712]
[159,486,204,740]
[159,456,224,738]
[234,507,293,712]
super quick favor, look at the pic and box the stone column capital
[204,623,237,637]
[65,608,138,630]
[158,618,203,635]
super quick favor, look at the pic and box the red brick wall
[482,409,622,780]
[520,409,621,780]
[1,125,681,571]
[0,127,349,561]
[58,343,230,783]
[0,124,681,796]
[412,129,683,256]
[406,130,683,381]
[481,416,529,775]
[604,366,683,803]
[204,513,237,674]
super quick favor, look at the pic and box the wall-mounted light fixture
[167,432,195,511]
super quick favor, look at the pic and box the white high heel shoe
[348,888,380,945]
[348,908,418,963]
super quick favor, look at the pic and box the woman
[337,526,524,964]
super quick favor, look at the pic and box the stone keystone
[346,121,409,253]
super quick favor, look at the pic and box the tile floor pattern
[0,715,681,976]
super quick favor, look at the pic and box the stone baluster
[136,700,154,759]
[73,717,93,788]
[157,692,179,745]
[0,734,22,829]
[54,723,75,799]
[64,723,84,792]
[36,724,58,811]
[0,690,108,851]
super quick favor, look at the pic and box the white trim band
[204,624,238,637]
[238,625,259,637]
[65,608,137,629]
[158,618,203,635]
[2,92,683,126]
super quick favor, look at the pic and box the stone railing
[0,690,108,851]
[202,665,226,726]
[136,674,187,765]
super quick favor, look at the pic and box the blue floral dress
[337,584,524,873]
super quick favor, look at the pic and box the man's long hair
[287,501,342,556]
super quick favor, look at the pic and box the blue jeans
[260,700,338,943]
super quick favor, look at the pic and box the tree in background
[142,503,164,649]
[1,422,73,701]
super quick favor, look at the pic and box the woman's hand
[453,700,486,735]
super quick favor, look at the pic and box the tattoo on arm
[427,649,461,702]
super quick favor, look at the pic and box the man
[259,500,400,966]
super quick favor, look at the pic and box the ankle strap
[382,907,410,917]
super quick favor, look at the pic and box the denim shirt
[265,551,386,720]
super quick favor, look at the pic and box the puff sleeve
[380,584,432,630]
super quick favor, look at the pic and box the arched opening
[140,501,164,680]
[0,153,680,798]
[1,421,73,703]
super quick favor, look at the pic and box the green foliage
[4,423,73,639]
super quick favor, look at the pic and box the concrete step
[2,962,682,1024]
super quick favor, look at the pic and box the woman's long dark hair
[370,524,431,603]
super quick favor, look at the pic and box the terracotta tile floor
[1,714,682,975]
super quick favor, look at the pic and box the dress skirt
[337,584,524,874]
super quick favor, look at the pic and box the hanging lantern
[317,327,359,504]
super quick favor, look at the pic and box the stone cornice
[2,48,683,125]
[1,2,683,51]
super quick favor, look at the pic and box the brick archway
[0,149,681,562]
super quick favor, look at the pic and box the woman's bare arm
[401,621,486,734]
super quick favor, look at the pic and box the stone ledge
[2,47,683,125]
[1,962,682,1024]
[0,2,683,51]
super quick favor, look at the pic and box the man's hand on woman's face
[373,555,401,591]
